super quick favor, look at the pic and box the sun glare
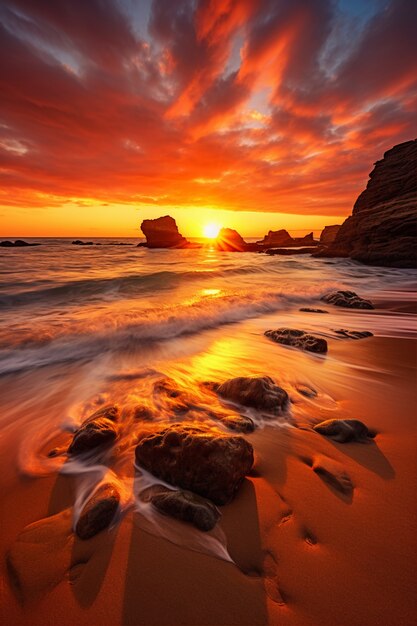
[203,223,221,239]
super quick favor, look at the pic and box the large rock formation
[316,140,417,267]
[319,225,340,245]
[214,228,259,252]
[140,215,190,248]
[257,229,293,246]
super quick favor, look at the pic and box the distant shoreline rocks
[1,239,40,247]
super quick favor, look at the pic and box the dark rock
[214,228,259,252]
[321,290,374,309]
[313,419,375,442]
[257,229,293,246]
[315,140,417,267]
[207,411,255,433]
[150,487,221,531]
[334,329,373,339]
[216,376,288,414]
[68,417,118,455]
[319,225,341,245]
[295,384,317,398]
[299,308,329,313]
[135,423,254,505]
[140,215,190,249]
[1,240,40,247]
[265,328,328,354]
[72,240,93,245]
[82,405,119,425]
[75,483,120,539]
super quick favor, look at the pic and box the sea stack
[316,140,417,267]
[140,215,190,248]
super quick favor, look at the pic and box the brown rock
[257,229,293,246]
[140,215,190,249]
[151,487,221,531]
[319,225,341,245]
[216,376,288,414]
[214,228,251,251]
[135,424,254,505]
[321,290,374,309]
[265,328,328,354]
[315,140,417,267]
[299,308,328,313]
[313,419,375,442]
[68,417,118,455]
[75,484,120,539]
[82,405,119,425]
[334,329,373,339]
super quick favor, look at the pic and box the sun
[203,223,221,239]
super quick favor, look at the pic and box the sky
[0,0,416,237]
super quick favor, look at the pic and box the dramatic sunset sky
[0,0,416,237]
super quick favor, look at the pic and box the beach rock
[216,376,288,414]
[299,308,328,313]
[315,140,417,267]
[265,329,328,354]
[207,411,256,433]
[82,405,119,425]
[319,225,341,245]
[75,484,120,539]
[297,232,315,245]
[295,384,317,398]
[72,240,93,245]
[135,423,254,505]
[313,419,375,442]
[321,290,374,309]
[68,417,118,455]
[257,229,293,246]
[334,329,373,339]
[140,215,190,248]
[214,228,249,251]
[151,487,221,531]
[0,239,40,247]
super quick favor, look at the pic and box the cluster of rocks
[0,239,40,247]
[265,329,328,354]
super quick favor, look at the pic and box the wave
[0,285,334,374]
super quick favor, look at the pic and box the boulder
[320,225,341,245]
[72,240,93,245]
[216,376,288,414]
[150,487,221,531]
[135,424,254,505]
[334,329,373,339]
[68,417,118,455]
[265,328,328,354]
[214,228,254,251]
[140,215,190,248]
[321,290,374,309]
[299,308,328,314]
[315,140,417,267]
[313,419,375,443]
[75,484,120,539]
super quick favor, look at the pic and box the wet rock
[334,329,374,339]
[82,405,119,425]
[135,424,254,505]
[299,308,328,314]
[133,405,154,420]
[265,328,328,354]
[313,419,375,442]
[151,487,221,531]
[216,376,288,414]
[321,290,374,309]
[153,377,193,413]
[206,410,256,433]
[68,417,117,455]
[140,215,191,249]
[75,484,120,540]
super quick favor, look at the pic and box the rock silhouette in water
[135,424,254,505]
[319,225,341,245]
[265,328,328,354]
[321,290,374,309]
[140,215,190,248]
[315,140,417,267]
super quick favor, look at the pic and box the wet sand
[0,305,416,626]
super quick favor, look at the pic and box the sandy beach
[1,283,416,626]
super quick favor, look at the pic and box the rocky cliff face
[140,215,190,248]
[317,140,417,267]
